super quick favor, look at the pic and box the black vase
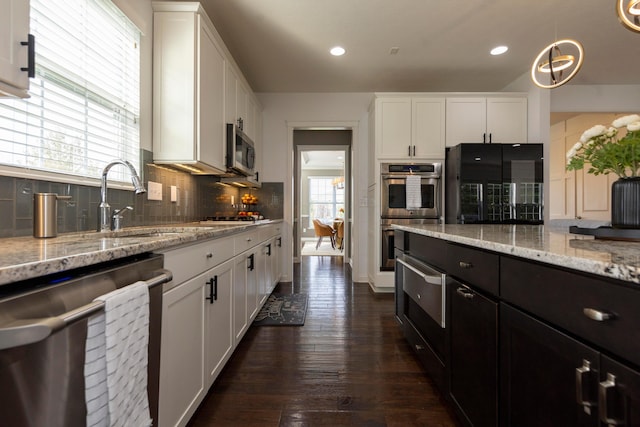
[611,177,640,229]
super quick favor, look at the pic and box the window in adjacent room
[0,0,141,185]
[308,176,345,226]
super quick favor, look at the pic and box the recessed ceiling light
[490,45,508,56]
[330,46,346,56]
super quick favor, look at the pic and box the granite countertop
[0,220,282,287]
[392,223,640,284]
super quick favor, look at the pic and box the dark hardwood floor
[187,256,458,427]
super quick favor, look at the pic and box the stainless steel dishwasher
[0,253,172,427]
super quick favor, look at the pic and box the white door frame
[283,121,361,279]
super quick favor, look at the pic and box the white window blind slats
[0,0,140,184]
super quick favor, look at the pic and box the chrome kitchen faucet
[97,160,146,232]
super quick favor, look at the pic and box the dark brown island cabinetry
[395,229,640,427]
[501,256,640,426]
[395,232,499,426]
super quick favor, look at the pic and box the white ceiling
[301,150,345,170]
[183,0,640,93]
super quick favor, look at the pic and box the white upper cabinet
[445,97,527,146]
[0,0,31,98]
[152,4,226,174]
[374,96,446,159]
[412,97,446,158]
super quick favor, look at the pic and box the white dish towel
[84,281,152,427]
[405,174,422,210]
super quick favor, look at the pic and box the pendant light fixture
[530,39,584,89]
[617,0,640,33]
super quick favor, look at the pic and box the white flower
[566,144,578,160]
[606,126,617,138]
[628,122,640,132]
[612,114,640,128]
[580,125,607,143]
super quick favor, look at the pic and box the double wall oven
[381,162,442,270]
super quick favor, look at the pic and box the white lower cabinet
[159,268,207,427]
[204,259,234,388]
[158,225,282,427]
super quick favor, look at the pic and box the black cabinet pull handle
[413,145,416,156]
[20,34,35,78]
[277,237,282,247]
[489,133,492,144]
[205,276,218,304]
[483,133,486,144]
[248,253,255,271]
[266,243,272,256]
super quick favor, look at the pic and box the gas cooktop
[199,216,270,225]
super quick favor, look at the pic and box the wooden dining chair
[335,220,344,251]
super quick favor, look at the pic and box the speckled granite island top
[393,224,640,284]
[0,220,281,286]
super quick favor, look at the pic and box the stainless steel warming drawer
[397,254,446,328]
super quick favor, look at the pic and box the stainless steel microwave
[226,123,256,176]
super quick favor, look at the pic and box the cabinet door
[159,272,207,427]
[204,259,234,388]
[376,97,412,158]
[599,356,640,426]
[486,97,527,144]
[198,18,226,171]
[233,254,248,343]
[261,241,272,300]
[245,95,256,141]
[224,62,238,126]
[445,98,486,146]
[272,234,282,286]
[246,251,259,320]
[0,0,30,97]
[152,11,197,162]
[449,282,498,427]
[500,304,599,427]
[412,97,446,158]
[236,81,248,128]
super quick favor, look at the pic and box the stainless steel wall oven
[380,162,442,271]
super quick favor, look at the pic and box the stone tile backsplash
[0,150,284,238]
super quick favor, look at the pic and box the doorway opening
[293,129,351,263]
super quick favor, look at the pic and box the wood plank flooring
[187,256,459,427]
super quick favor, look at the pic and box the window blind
[0,0,141,184]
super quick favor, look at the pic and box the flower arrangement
[566,114,640,178]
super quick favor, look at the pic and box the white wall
[256,93,373,283]
[550,85,640,112]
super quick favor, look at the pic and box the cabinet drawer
[501,256,640,367]
[407,233,449,271]
[162,236,233,288]
[234,230,259,255]
[446,243,499,295]
[403,317,446,391]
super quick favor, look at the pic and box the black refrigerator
[445,143,543,224]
